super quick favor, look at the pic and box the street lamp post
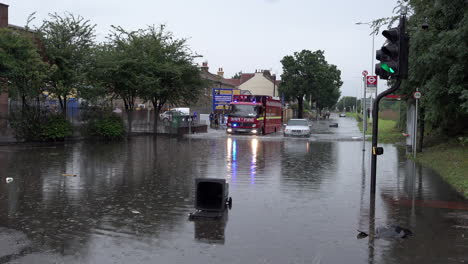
[356,22,378,107]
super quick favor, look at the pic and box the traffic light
[375,16,409,79]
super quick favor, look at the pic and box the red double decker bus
[226,95,282,135]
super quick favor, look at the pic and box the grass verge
[348,112,405,143]
[415,142,468,198]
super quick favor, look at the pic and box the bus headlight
[252,129,257,133]
[227,128,232,133]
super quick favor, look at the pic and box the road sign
[385,95,402,100]
[362,70,368,76]
[366,75,377,93]
[211,88,241,110]
[366,76,377,88]
[413,91,422,99]
[362,97,372,106]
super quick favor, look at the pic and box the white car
[283,119,311,137]
[160,110,184,123]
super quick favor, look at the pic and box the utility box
[195,178,231,212]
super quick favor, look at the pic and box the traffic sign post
[413,91,422,99]
[366,75,377,93]
[370,15,408,196]
[413,89,421,158]
[362,75,367,151]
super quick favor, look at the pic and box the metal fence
[0,100,207,137]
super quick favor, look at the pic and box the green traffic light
[381,63,395,73]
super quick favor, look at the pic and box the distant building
[225,69,280,97]
[191,62,241,114]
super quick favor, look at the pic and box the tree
[0,28,49,109]
[93,25,204,135]
[38,13,96,115]
[231,71,242,79]
[337,96,358,112]
[91,38,140,135]
[279,50,342,118]
[315,64,342,112]
[367,0,467,137]
[135,25,205,134]
[401,0,467,136]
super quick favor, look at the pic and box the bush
[10,109,72,141]
[10,108,45,141]
[41,114,73,140]
[87,112,125,140]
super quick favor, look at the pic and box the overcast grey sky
[5,0,399,98]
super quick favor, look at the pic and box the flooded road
[0,116,467,263]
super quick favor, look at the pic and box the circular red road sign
[413,91,422,99]
[362,70,368,76]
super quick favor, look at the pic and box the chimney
[200,61,209,72]
[0,3,8,28]
[217,68,224,78]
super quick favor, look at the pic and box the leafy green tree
[401,0,467,136]
[0,28,49,109]
[38,13,96,114]
[337,96,358,112]
[316,64,342,111]
[91,41,139,135]
[93,25,204,135]
[134,25,205,133]
[279,50,342,118]
[367,0,467,137]
[231,71,242,79]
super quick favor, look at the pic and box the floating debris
[357,225,413,239]
[6,177,13,183]
[131,210,141,214]
[62,173,77,177]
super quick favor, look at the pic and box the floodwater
[0,115,466,264]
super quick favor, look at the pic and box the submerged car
[283,119,311,137]
[339,113,346,117]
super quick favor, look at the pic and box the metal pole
[188,116,192,134]
[273,75,276,97]
[371,33,375,76]
[413,92,418,159]
[372,33,378,106]
[370,80,402,194]
[362,76,367,151]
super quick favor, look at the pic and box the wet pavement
[0,115,467,263]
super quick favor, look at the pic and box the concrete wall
[239,73,276,97]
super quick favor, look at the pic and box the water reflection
[226,138,237,183]
[250,138,258,184]
[226,138,265,185]
[0,138,197,260]
[280,141,336,192]
[0,138,466,263]
[193,211,228,244]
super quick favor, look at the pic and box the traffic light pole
[370,79,401,194]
